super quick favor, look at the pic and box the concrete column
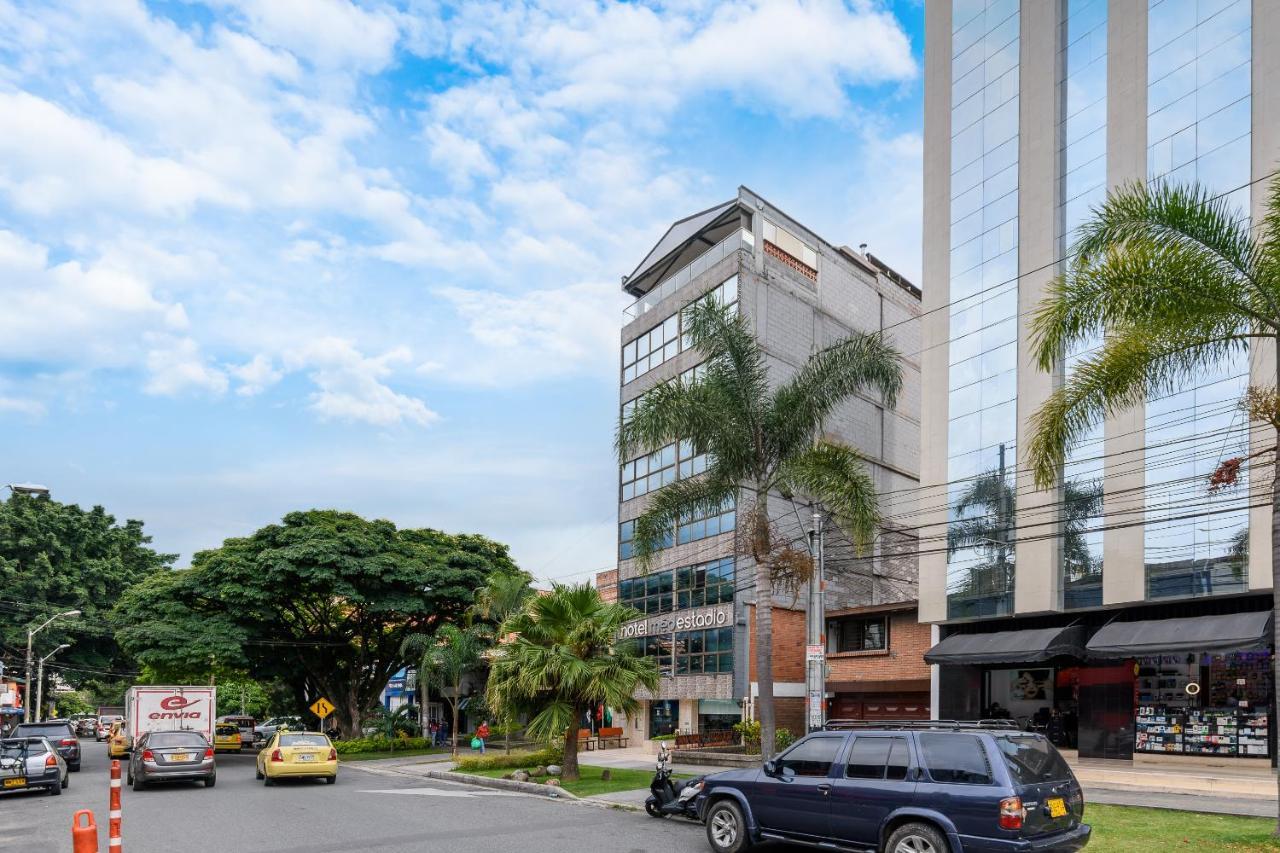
[1101,0,1149,606]
[1013,0,1061,615]
[1248,0,1279,592]
[918,0,952,625]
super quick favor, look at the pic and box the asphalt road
[0,740,753,853]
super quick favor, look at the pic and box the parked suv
[696,721,1089,853]
[9,721,80,772]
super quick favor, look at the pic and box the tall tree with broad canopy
[617,298,902,759]
[0,492,173,693]
[114,510,516,736]
[486,583,658,781]
[1025,180,1280,827]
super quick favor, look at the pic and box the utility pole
[805,506,826,732]
[24,610,80,723]
[35,645,69,723]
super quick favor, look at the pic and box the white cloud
[288,338,439,427]
[143,337,229,396]
[231,354,283,396]
[0,395,46,418]
[208,0,402,72]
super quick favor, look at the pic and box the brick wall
[826,608,931,683]
[775,697,805,736]
[746,603,806,682]
[596,569,618,603]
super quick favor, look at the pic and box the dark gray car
[10,721,80,771]
[127,730,216,790]
[0,737,68,796]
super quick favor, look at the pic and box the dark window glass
[1,739,47,755]
[13,724,72,739]
[777,736,844,778]
[828,616,888,652]
[280,734,330,747]
[846,737,893,779]
[886,737,910,781]
[147,732,208,748]
[919,734,992,785]
[995,735,1072,785]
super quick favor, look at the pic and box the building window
[620,439,709,501]
[677,497,736,545]
[618,519,671,560]
[621,276,737,385]
[674,627,733,674]
[827,615,888,652]
[676,557,735,607]
[622,362,709,422]
[619,571,675,615]
[630,635,673,672]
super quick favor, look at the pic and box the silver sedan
[127,730,216,790]
[0,736,68,796]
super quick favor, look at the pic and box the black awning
[1086,611,1273,658]
[924,625,1087,665]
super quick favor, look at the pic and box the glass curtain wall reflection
[1144,0,1251,600]
[1059,0,1107,609]
[947,0,1020,619]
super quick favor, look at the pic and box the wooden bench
[675,730,736,749]
[595,727,629,749]
[576,728,596,751]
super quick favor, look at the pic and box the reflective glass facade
[947,0,1019,619]
[1144,0,1251,600]
[1059,0,1107,610]
[621,275,738,384]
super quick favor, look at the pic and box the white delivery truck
[124,686,217,748]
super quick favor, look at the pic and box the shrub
[453,745,562,772]
[732,720,792,754]
[333,736,431,755]
[774,728,795,751]
[652,734,676,742]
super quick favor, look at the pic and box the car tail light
[45,754,57,768]
[60,738,75,747]
[204,748,215,759]
[141,750,155,762]
[999,797,1025,830]
[1069,788,1085,813]
[270,749,283,763]
[328,748,337,761]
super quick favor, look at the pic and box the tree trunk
[561,717,580,782]
[1271,425,1279,835]
[342,693,363,739]
[753,491,778,761]
[450,698,460,757]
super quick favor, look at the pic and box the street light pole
[24,610,81,723]
[806,507,826,733]
[35,644,70,724]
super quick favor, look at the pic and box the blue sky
[0,0,924,585]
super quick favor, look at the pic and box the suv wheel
[705,800,750,853]
[886,822,949,853]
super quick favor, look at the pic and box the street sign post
[805,644,824,662]
[310,697,335,734]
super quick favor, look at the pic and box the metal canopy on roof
[1086,611,1272,658]
[923,625,1087,666]
[623,199,737,296]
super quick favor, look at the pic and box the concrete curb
[424,768,581,800]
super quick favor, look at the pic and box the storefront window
[649,699,678,738]
[1134,650,1271,757]
[698,699,741,733]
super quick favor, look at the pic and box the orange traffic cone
[71,810,98,853]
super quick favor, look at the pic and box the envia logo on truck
[151,695,203,721]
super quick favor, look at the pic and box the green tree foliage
[402,623,489,755]
[0,492,173,689]
[1026,179,1280,826]
[113,510,514,736]
[616,298,902,758]
[214,677,278,719]
[486,583,658,782]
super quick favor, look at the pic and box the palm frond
[629,475,737,568]
[767,332,903,461]
[1028,327,1250,489]
[681,298,769,440]
[778,441,879,551]
[616,372,740,462]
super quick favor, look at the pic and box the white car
[0,736,68,796]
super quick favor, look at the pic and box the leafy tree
[402,623,488,755]
[468,569,535,752]
[617,298,902,758]
[0,492,172,694]
[114,510,510,736]
[486,583,658,781]
[214,678,277,719]
[1025,180,1280,824]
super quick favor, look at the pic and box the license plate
[1047,798,1067,818]
[2,778,25,788]
[297,754,315,762]
[170,753,191,762]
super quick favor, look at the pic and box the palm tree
[401,623,488,756]
[468,569,535,752]
[486,583,658,782]
[617,298,902,759]
[1026,180,1280,823]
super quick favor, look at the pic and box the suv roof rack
[823,719,1022,732]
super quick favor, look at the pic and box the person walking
[476,720,490,755]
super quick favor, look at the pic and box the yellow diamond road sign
[310,697,335,719]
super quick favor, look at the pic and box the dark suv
[10,721,80,772]
[697,721,1089,853]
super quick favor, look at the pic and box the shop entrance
[649,699,678,739]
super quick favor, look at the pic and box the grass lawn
[1087,804,1280,851]
[337,747,448,762]
[456,764,679,798]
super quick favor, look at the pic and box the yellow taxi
[107,720,130,759]
[255,731,336,785]
[213,723,243,753]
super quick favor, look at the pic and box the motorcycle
[645,744,704,820]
